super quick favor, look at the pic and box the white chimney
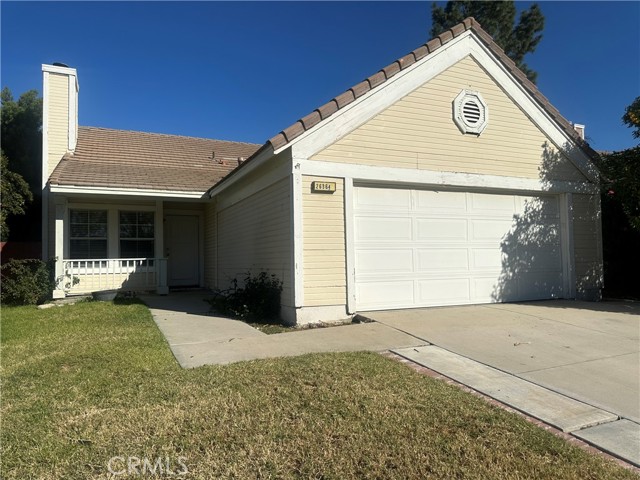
[573,123,585,140]
[42,63,79,188]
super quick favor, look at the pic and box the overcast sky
[2,1,639,152]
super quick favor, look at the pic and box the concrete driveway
[365,300,640,423]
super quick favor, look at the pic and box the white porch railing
[61,258,167,294]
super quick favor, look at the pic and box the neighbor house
[42,18,603,324]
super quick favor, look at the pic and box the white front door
[353,186,564,311]
[165,215,200,287]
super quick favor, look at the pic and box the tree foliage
[622,96,640,139]
[431,1,545,83]
[1,152,33,241]
[0,87,43,242]
[600,96,640,232]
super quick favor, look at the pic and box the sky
[2,1,639,152]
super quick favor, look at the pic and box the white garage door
[354,186,564,311]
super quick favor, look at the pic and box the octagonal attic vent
[453,90,488,135]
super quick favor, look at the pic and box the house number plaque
[311,181,336,193]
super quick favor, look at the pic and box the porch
[49,196,207,299]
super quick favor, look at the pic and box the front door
[165,215,200,287]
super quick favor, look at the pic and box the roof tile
[450,23,466,37]
[351,80,370,99]
[317,100,339,120]
[382,61,401,79]
[398,53,416,70]
[335,90,355,108]
[49,127,261,192]
[425,37,442,53]
[367,71,387,89]
[412,45,429,62]
[300,111,322,130]
[438,30,454,44]
[282,122,305,143]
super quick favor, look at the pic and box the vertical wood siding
[312,56,586,182]
[302,176,346,306]
[217,177,293,307]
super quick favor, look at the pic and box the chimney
[573,123,585,140]
[42,63,79,189]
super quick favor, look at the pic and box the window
[119,211,155,258]
[69,209,108,259]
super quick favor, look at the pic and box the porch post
[155,200,168,295]
[52,200,66,299]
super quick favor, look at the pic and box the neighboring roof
[49,127,261,193]
[210,17,600,194]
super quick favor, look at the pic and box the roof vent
[52,62,69,68]
[453,90,488,135]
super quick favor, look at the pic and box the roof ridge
[78,125,262,147]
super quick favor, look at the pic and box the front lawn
[1,301,635,479]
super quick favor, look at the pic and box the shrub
[1,258,56,305]
[209,271,283,323]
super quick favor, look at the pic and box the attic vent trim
[453,90,488,135]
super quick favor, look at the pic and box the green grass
[1,301,637,479]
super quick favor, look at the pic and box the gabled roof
[210,17,599,193]
[49,127,261,193]
[269,17,599,159]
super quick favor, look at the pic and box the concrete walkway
[141,293,640,467]
[140,292,425,367]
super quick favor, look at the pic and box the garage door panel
[355,217,412,241]
[417,248,469,271]
[470,247,503,269]
[356,249,413,274]
[417,278,471,303]
[473,277,511,301]
[469,219,514,242]
[514,246,563,268]
[416,190,467,211]
[356,280,414,308]
[416,218,468,241]
[470,193,517,213]
[519,196,560,216]
[355,187,411,210]
[354,186,564,311]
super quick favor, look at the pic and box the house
[42,18,603,325]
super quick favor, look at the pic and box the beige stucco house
[42,18,603,325]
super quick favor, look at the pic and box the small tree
[1,151,33,241]
[0,87,42,243]
[431,1,545,83]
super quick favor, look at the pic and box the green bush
[209,271,283,323]
[1,258,56,305]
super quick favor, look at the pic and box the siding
[47,73,69,178]
[302,176,346,306]
[573,194,603,299]
[217,176,293,307]
[204,201,216,289]
[312,56,586,182]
